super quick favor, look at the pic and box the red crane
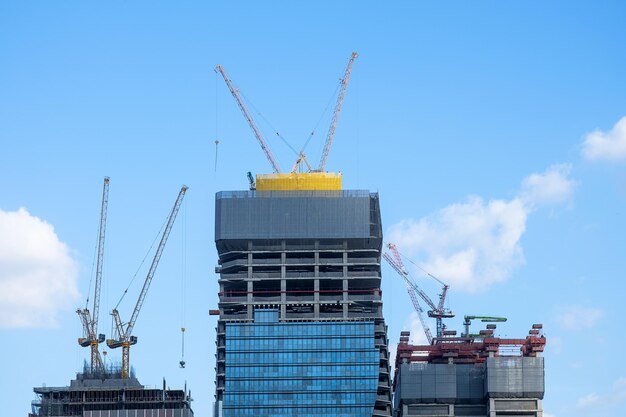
[383,243,454,344]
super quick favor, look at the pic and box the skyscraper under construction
[213,173,392,417]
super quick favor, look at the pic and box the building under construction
[30,366,193,417]
[213,173,392,417]
[393,323,546,417]
[210,51,547,416]
[29,179,193,417]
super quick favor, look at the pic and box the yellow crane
[106,185,188,378]
[76,176,109,373]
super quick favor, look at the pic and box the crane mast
[215,64,282,173]
[107,185,188,379]
[317,51,358,172]
[77,176,109,373]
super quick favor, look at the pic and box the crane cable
[113,215,168,311]
[85,224,100,309]
[301,79,342,155]
[239,90,299,156]
[179,197,187,369]
[395,247,447,287]
[214,72,220,173]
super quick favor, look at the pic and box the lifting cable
[113,214,168,311]
[214,72,220,173]
[179,197,187,368]
[85,223,101,309]
[301,79,342,155]
[239,90,299,156]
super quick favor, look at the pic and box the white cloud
[548,336,563,355]
[520,164,576,207]
[0,208,79,328]
[577,392,600,409]
[555,305,603,330]
[404,311,430,346]
[582,116,626,161]
[575,377,626,414]
[387,165,575,292]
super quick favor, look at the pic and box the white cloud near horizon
[0,208,79,328]
[555,305,603,331]
[582,116,626,161]
[576,377,626,411]
[388,164,576,292]
[389,312,430,379]
[405,311,430,346]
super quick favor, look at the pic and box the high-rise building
[213,174,392,417]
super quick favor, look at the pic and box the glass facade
[223,310,379,417]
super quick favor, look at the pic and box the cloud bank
[388,164,576,292]
[0,208,79,328]
[582,116,626,161]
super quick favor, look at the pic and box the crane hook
[179,327,186,368]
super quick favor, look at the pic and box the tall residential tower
[213,173,392,417]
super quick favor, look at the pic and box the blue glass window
[223,309,379,416]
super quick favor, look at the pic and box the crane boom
[126,184,187,337]
[92,176,109,339]
[318,52,358,172]
[215,65,282,173]
[386,244,438,311]
[383,252,433,344]
[463,315,507,337]
[385,243,454,340]
[107,185,188,378]
[76,176,109,373]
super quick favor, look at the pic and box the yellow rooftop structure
[256,172,342,191]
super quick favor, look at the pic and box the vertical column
[247,251,253,319]
[314,279,320,318]
[314,245,320,318]
[488,398,497,417]
[281,250,286,319]
[343,250,348,318]
[537,399,543,417]
[280,279,286,320]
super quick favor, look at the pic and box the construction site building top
[256,172,342,191]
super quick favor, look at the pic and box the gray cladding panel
[215,191,374,240]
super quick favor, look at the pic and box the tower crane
[383,243,454,344]
[214,64,282,173]
[317,51,358,172]
[106,185,188,379]
[76,176,109,374]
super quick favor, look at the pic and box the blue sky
[1,2,626,416]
